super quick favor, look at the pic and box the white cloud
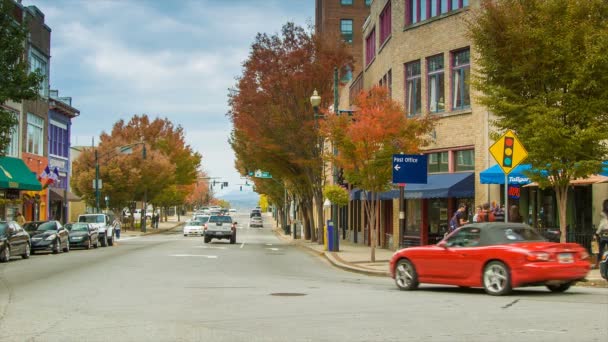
[24,0,313,190]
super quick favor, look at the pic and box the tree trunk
[555,184,569,243]
[314,189,324,244]
[304,204,313,241]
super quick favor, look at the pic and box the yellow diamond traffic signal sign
[489,130,528,175]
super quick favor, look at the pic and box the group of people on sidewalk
[449,202,517,234]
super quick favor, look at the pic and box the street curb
[121,222,185,238]
[272,227,390,277]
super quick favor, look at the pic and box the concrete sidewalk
[271,219,607,287]
[120,217,185,238]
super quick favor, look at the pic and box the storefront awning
[0,156,42,191]
[404,172,475,199]
[49,187,81,202]
[480,164,532,185]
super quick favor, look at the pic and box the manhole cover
[270,293,307,297]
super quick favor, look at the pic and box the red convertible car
[390,223,590,295]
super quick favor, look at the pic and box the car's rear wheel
[63,239,70,253]
[483,261,512,296]
[108,235,114,246]
[22,243,30,259]
[0,246,10,262]
[204,236,210,244]
[85,238,91,250]
[394,259,419,291]
[100,235,108,247]
[546,282,573,293]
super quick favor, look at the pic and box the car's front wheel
[85,238,91,250]
[546,282,573,293]
[483,261,512,296]
[394,259,419,291]
[100,235,108,247]
[53,240,61,254]
[22,243,30,259]
[0,246,10,262]
[63,239,70,253]
[108,234,114,246]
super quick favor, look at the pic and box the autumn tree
[0,0,44,154]
[229,22,352,242]
[72,115,201,222]
[321,86,434,261]
[469,0,608,242]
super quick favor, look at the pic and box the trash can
[326,220,334,252]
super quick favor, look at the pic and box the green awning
[0,156,42,191]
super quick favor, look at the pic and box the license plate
[558,253,573,263]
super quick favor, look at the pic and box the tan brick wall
[361,0,492,207]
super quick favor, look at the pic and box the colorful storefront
[22,153,48,221]
[0,156,43,221]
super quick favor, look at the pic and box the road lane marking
[240,243,245,249]
[169,254,218,258]
[193,246,227,250]
[265,243,273,246]
[266,248,280,251]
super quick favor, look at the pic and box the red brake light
[526,252,550,262]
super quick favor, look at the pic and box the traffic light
[502,137,514,168]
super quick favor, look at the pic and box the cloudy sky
[23,0,313,196]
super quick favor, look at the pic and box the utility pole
[332,66,339,251]
[95,149,100,213]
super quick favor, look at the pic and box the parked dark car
[66,223,99,249]
[28,220,70,254]
[0,221,31,262]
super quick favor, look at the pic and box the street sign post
[392,154,428,184]
[489,129,528,222]
[253,170,272,179]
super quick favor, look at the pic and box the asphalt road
[0,212,606,342]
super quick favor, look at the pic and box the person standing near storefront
[594,199,608,269]
[16,212,26,226]
[449,204,468,234]
[494,204,505,222]
[473,205,483,223]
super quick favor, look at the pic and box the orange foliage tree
[228,23,352,241]
[321,86,434,261]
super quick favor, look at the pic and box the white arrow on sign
[394,164,401,171]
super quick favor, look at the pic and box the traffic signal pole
[504,174,508,223]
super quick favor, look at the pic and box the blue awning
[351,173,475,200]
[404,172,475,199]
[480,164,532,185]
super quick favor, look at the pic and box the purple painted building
[47,90,79,222]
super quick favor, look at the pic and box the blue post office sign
[392,154,428,184]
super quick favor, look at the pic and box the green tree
[469,0,608,242]
[0,0,44,155]
[322,86,433,261]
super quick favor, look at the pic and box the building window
[4,115,19,157]
[340,19,353,44]
[406,0,469,26]
[26,113,44,156]
[365,27,376,66]
[379,1,392,45]
[405,60,421,116]
[50,120,68,158]
[29,49,49,98]
[341,0,353,5]
[428,151,449,173]
[455,149,475,171]
[380,69,392,97]
[427,54,445,113]
[451,48,470,110]
[341,65,353,83]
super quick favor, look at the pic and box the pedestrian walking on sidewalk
[594,199,608,269]
[448,204,468,235]
[113,217,121,240]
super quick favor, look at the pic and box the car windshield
[0,223,7,235]
[209,216,232,223]
[37,222,58,231]
[187,221,203,226]
[79,215,104,223]
[69,223,89,231]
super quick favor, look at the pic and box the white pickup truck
[78,213,115,247]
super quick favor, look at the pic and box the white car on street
[183,221,205,236]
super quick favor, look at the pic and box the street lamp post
[95,149,100,213]
[310,89,323,244]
